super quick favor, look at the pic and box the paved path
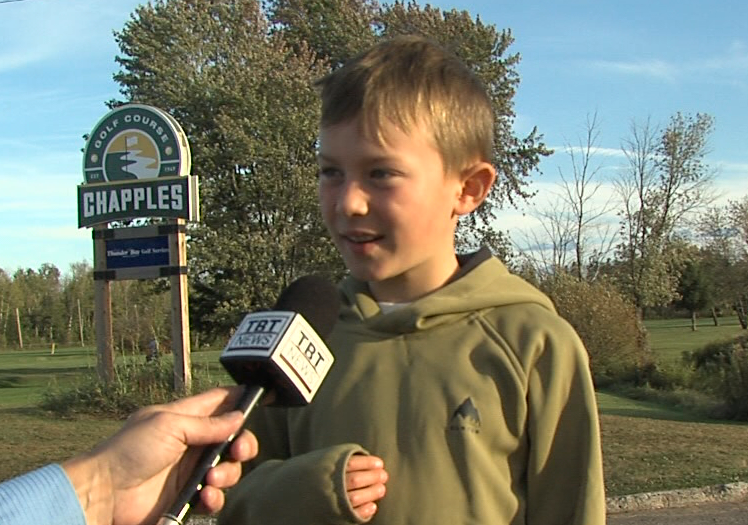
[607,499,748,524]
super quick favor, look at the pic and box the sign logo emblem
[83,104,190,184]
[103,131,160,181]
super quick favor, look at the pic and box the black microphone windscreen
[273,275,340,338]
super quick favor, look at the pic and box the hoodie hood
[338,248,557,334]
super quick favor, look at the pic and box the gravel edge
[606,481,748,514]
[187,482,748,522]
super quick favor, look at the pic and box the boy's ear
[454,161,497,216]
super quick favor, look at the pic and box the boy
[221,35,605,524]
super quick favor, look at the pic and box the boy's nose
[336,180,369,216]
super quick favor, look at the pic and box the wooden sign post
[169,218,191,392]
[79,104,197,393]
[93,224,114,383]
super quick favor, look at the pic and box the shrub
[40,358,216,418]
[686,334,748,420]
[542,273,652,386]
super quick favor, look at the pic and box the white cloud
[587,41,748,85]
[712,160,748,179]
[591,58,678,81]
[552,145,627,158]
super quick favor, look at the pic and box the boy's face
[318,118,464,303]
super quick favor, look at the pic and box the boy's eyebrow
[317,152,399,165]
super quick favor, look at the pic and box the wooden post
[93,225,115,383]
[15,307,23,349]
[169,218,191,393]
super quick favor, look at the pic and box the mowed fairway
[2,320,748,496]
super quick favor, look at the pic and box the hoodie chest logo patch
[448,397,481,434]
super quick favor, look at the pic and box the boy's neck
[367,253,462,303]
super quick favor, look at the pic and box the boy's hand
[345,455,388,520]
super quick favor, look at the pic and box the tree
[3,264,65,347]
[114,0,548,336]
[266,0,551,256]
[695,205,746,325]
[61,261,94,346]
[0,269,11,348]
[542,271,650,385]
[676,258,712,330]
[729,196,748,255]
[267,0,380,67]
[114,0,341,337]
[518,112,614,279]
[517,197,576,277]
[614,113,715,316]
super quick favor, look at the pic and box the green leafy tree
[265,0,550,257]
[729,196,748,255]
[726,197,748,327]
[7,264,65,346]
[110,279,170,354]
[676,259,713,330]
[114,0,341,337]
[694,207,746,324]
[113,0,548,336]
[267,0,380,67]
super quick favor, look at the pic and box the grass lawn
[597,317,748,495]
[3,321,748,496]
[0,346,230,482]
[643,315,745,367]
[0,346,98,408]
[597,391,748,495]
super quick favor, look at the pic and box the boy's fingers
[348,483,387,508]
[346,467,388,490]
[354,502,378,521]
[346,454,384,472]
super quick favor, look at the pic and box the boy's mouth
[340,232,385,252]
[344,233,383,243]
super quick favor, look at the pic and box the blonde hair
[316,35,494,174]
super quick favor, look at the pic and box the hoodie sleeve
[219,405,371,525]
[220,444,370,525]
[525,316,606,525]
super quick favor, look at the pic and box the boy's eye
[318,167,342,180]
[370,168,393,180]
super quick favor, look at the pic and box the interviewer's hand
[345,455,388,520]
[62,386,258,525]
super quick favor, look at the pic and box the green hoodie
[220,250,605,525]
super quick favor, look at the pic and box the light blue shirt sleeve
[0,464,85,525]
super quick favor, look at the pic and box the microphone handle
[157,384,265,525]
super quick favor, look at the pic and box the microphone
[157,275,340,525]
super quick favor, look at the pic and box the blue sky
[1,0,746,274]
